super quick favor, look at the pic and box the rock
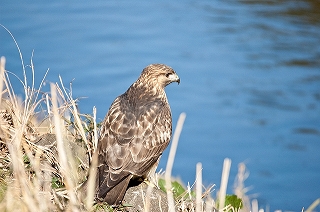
[121,182,170,212]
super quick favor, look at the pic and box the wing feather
[98,94,172,175]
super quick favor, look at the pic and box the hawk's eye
[165,73,171,78]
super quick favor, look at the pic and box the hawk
[95,64,180,205]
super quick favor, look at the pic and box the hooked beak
[176,77,180,85]
[169,73,180,85]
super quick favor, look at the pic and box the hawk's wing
[96,94,172,204]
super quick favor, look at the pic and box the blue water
[1,1,320,211]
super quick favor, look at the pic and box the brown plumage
[95,64,180,205]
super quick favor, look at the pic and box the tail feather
[96,174,132,206]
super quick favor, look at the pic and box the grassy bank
[0,48,248,212]
[0,52,250,212]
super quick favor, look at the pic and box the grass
[1,28,317,211]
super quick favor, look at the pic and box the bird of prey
[95,64,180,205]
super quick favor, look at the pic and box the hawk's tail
[96,174,132,206]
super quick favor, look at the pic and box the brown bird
[95,64,180,205]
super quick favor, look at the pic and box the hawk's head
[139,64,180,89]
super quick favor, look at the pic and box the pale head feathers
[137,64,180,89]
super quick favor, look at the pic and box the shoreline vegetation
[0,30,318,211]
[0,52,246,212]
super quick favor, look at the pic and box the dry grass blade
[196,162,203,212]
[233,163,251,212]
[83,106,99,210]
[0,24,26,83]
[218,158,231,211]
[0,57,5,106]
[85,150,97,209]
[251,199,258,212]
[92,106,98,150]
[306,198,320,212]
[143,183,153,212]
[165,112,186,212]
